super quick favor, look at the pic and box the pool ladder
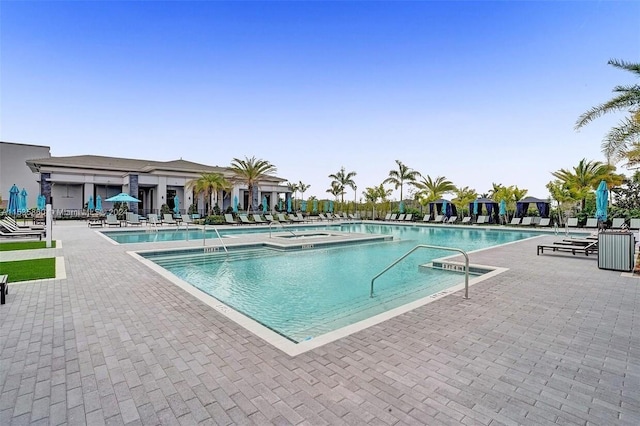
[370,244,470,299]
[202,225,228,253]
[268,221,297,238]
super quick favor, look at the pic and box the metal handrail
[203,224,228,253]
[269,221,297,238]
[370,244,470,299]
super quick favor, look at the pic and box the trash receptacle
[598,231,635,272]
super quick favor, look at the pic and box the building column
[84,183,94,210]
[129,174,139,214]
[41,173,52,205]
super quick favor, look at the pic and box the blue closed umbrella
[96,195,102,212]
[313,199,318,213]
[88,196,94,211]
[441,200,448,216]
[301,200,307,212]
[278,198,283,211]
[499,200,507,215]
[7,184,19,215]
[262,196,268,213]
[37,194,46,211]
[233,195,238,213]
[329,200,334,213]
[19,188,28,213]
[595,180,608,222]
[173,195,180,214]
[399,201,405,214]
[287,198,292,213]
[473,199,479,215]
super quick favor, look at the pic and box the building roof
[26,154,287,183]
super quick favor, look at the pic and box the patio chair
[0,228,43,240]
[4,216,44,230]
[126,214,142,226]
[404,214,413,221]
[389,214,398,221]
[239,214,255,225]
[384,213,392,221]
[162,214,177,225]
[537,240,598,256]
[566,217,578,228]
[475,215,488,224]
[265,214,277,223]
[611,218,626,229]
[538,218,551,227]
[147,214,161,226]
[585,218,598,228]
[225,214,239,225]
[294,213,308,222]
[397,214,405,221]
[460,216,471,225]
[629,218,640,230]
[277,214,293,223]
[252,214,267,224]
[433,215,445,223]
[422,215,432,222]
[105,214,121,227]
[180,215,194,225]
[520,217,534,226]
[446,216,457,224]
[0,219,45,239]
[509,217,521,225]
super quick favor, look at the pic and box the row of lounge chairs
[0,217,45,240]
[225,213,315,225]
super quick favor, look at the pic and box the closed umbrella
[173,195,180,214]
[441,200,448,216]
[278,198,283,211]
[262,196,268,213]
[233,195,238,213]
[313,199,318,213]
[37,194,46,211]
[301,200,307,212]
[595,180,608,222]
[96,195,102,212]
[19,188,28,213]
[329,200,334,213]
[499,200,506,215]
[287,198,292,213]
[7,184,19,215]
[88,196,94,211]
[399,201,405,214]
[473,199,479,216]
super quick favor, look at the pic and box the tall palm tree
[286,181,299,209]
[575,59,640,163]
[363,184,392,219]
[383,160,420,202]
[185,173,231,215]
[551,158,623,209]
[328,167,357,203]
[229,156,277,213]
[298,181,310,201]
[414,175,456,203]
[452,186,478,217]
[326,182,344,200]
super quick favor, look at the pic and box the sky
[1,1,639,202]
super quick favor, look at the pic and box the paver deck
[1,221,639,425]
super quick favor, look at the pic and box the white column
[45,204,52,248]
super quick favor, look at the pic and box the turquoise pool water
[140,224,541,343]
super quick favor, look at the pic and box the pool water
[141,224,540,343]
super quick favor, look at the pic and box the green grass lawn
[0,241,56,251]
[0,258,56,282]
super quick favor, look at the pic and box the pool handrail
[370,244,470,299]
[203,224,228,253]
[269,221,297,238]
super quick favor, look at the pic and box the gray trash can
[597,231,635,272]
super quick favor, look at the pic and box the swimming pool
[137,224,541,349]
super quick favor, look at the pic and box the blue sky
[2,1,639,201]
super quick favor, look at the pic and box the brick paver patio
[1,221,638,425]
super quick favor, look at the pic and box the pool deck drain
[1,220,638,425]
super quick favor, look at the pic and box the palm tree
[185,173,231,215]
[328,167,357,203]
[575,59,640,163]
[229,156,277,213]
[414,175,456,203]
[551,158,623,209]
[363,184,392,219]
[452,186,478,217]
[326,182,343,200]
[383,160,420,202]
[298,181,310,201]
[286,181,299,209]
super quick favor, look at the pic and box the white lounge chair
[148,214,161,226]
[433,215,445,223]
[629,218,640,230]
[404,214,413,221]
[126,213,142,226]
[384,213,392,221]
[520,217,534,226]
[105,214,121,227]
[397,214,405,221]
[611,218,626,229]
[446,216,457,224]
[476,215,488,224]
[566,217,578,228]
[239,214,255,225]
[585,218,598,228]
[510,217,521,225]
[162,214,177,225]
[224,214,239,225]
[460,216,471,225]
[253,214,267,224]
[538,218,551,227]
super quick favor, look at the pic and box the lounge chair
[348,214,358,220]
[180,215,194,225]
[162,214,177,225]
[585,218,598,228]
[538,218,551,227]
[611,218,626,229]
[265,214,277,223]
[318,213,328,221]
[510,217,521,225]
[224,214,239,225]
[537,240,598,256]
[389,214,398,221]
[0,228,43,240]
[433,215,445,223]
[148,214,161,226]
[126,213,142,226]
[422,215,432,222]
[460,216,471,225]
[476,215,488,224]
[446,216,457,224]
[252,214,267,224]
[397,214,406,221]
[4,216,44,230]
[105,214,121,227]
[566,218,578,228]
[295,213,308,223]
[629,218,640,230]
[277,214,293,223]
[384,213,392,221]
[520,217,534,226]
[239,214,255,225]
[404,214,413,221]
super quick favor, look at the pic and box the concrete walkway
[1,221,638,425]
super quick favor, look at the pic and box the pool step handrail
[370,244,470,299]
[269,221,297,238]
[203,224,228,253]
